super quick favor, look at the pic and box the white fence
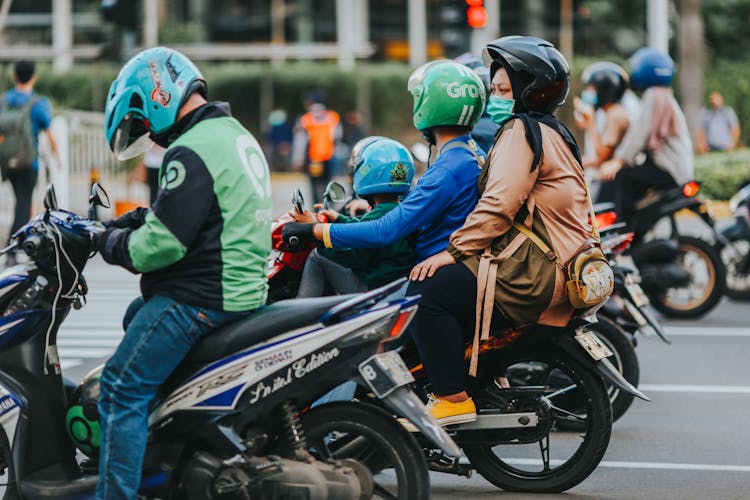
[1,111,149,243]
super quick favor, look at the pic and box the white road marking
[505,458,750,473]
[640,384,750,394]
[665,326,750,337]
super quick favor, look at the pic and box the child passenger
[294,137,417,297]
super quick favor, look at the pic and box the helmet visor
[111,113,153,161]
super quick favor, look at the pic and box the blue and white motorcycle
[0,184,458,499]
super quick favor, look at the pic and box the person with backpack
[0,60,60,266]
[292,136,417,296]
[404,36,604,425]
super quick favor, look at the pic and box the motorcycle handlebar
[22,233,44,257]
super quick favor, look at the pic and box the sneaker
[400,395,477,432]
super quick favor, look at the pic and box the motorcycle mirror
[324,182,347,203]
[292,189,305,214]
[90,183,111,209]
[411,143,430,164]
[43,184,58,211]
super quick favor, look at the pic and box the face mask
[581,89,598,107]
[486,95,515,125]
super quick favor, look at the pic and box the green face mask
[486,95,515,125]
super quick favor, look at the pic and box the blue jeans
[96,295,247,500]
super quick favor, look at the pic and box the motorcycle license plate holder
[575,330,614,361]
[359,351,415,399]
[625,280,649,308]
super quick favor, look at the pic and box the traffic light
[465,0,487,29]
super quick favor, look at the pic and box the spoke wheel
[650,236,725,318]
[463,351,612,493]
[301,401,430,500]
[723,240,750,300]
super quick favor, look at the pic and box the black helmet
[482,35,570,114]
[582,62,628,108]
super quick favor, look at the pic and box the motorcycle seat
[181,295,355,367]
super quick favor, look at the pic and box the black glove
[282,223,315,252]
[89,222,108,253]
[105,207,150,230]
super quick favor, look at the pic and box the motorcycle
[0,184,460,500]
[593,180,726,318]
[271,183,649,493]
[720,182,750,300]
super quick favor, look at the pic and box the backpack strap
[439,138,485,167]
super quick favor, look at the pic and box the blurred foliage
[694,149,750,200]
[7,55,750,172]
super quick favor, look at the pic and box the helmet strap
[422,128,436,146]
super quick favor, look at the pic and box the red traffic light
[467,5,487,28]
[465,0,483,6]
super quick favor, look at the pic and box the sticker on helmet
[447,82,481,99]
[391,163,409,183]
[161,160,186,190]
[149,60,172,107]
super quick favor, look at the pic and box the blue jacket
[328,135,482,261]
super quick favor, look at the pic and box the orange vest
[300,110,339,162]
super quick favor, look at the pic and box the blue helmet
[104,47,206,160]
[629,47,674,91]
[351,137,414,197]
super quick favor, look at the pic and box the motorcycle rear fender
[552,332,650,401]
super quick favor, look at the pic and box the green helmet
[408,60,487,131]
[65,367,103,457]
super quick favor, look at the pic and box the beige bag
[513,188,613,310]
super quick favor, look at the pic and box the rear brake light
[389,306,418,339]
[683,181,700,198]
[604,232,635,255]
[594,211,617,229]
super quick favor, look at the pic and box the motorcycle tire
[0,431,18,500]
[463,350,612,493]
[301,401,430,500]
[557,317,639,429]
[723,240,750,301]
[648,235,725,318]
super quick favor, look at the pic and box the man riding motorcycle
[92,47,272,499]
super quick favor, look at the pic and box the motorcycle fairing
[151,305,399,424]
[0,383,21,450]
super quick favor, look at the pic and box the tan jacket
[447,119,593,328]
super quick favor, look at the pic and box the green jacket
[98,103,272,312]
[319,201,416,288]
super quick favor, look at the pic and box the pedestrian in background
[265,108,293,170]
[291,93,342,201]
[696,91,741,153]
[0,60,60,267]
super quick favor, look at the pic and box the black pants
[6,168,38,246]
[407,263,507,396]
[613,161,678,223]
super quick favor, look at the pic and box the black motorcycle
[720,183,750,300]
[0,184,460,499]
[594,180,726,318]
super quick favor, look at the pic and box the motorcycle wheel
[649,235,725,318]
[557,318,639,429]
[723,240,750,300]
[0,431,18,500]
[463,350,612,493]
[301,401,430,500]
